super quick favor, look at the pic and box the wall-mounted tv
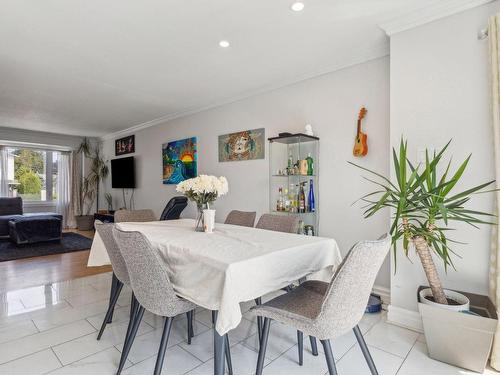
[111,156,136,188]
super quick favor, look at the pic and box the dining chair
[160,196,188,220]
[255,213,299,233]
[112,227,233,375]
[94,221,131,340]
[114,209,157,222]
[252,234,391,375]
[253,213,300,342]
[95,221,195,345]
[224,210,256,227]
[96,209,162,340]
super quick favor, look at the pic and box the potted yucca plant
[350,139,498,372]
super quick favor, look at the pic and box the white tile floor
[0,271,498,375]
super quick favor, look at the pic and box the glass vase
[195,203,208,232]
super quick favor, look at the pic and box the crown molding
[379,0,494,36]
[100,45,389,141]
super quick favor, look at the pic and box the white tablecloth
[88,219,342,334]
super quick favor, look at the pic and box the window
[6,148,59,202]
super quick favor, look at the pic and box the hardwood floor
[0,229,111,294]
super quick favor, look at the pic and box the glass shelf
[271,174,316,177]
[268,133,319,144]
[271,210,316,215]
[269,133,319,235]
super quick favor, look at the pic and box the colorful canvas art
[162,137,197,184]
[218,128,265,162]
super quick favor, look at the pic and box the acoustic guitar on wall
[353,107,368,157]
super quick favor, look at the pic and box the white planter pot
[419,288,470,312]
[418,288,497,373]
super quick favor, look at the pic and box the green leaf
[445,181,496,202]
[441,155,471,197]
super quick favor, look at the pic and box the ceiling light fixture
[291,2,305,12]
[219,40,230,48]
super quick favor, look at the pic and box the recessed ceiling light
[219,40,230,48]
[291,2,305,12]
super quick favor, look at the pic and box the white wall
[101,56,392,288]
[389,2,500,315]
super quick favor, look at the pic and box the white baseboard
[387,304,423,333]
[372,285,390,308]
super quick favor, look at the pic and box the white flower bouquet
[176,175,229,208]
[176,175,228,231]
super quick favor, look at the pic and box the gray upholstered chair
[114,209,157,223]
[112,227,233,375]
[94,221,131,340]
[224,210,256,227]
[252,234,391,375]
[96,221,195,345]
[255,214,299,233]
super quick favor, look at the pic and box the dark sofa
[0,197,62,237]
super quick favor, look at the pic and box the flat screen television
[111,156,136,188]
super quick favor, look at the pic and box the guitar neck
[356,119,361,134]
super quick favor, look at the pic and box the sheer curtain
[56,152,72,228]
[489,13,500,371]
[70,150,82,227]
[0,146,9,197]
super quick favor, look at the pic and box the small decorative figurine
[305,124,314,136]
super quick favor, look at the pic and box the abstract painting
[218,128,265,162]
[162,137,197,184]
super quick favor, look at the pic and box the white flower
[176,175,229,200]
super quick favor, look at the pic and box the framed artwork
[218,128,265,162]
[115,135,135,156]
[162,137,197,184]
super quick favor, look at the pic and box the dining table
[88,218,342,375]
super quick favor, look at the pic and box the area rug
[0,232,93,262]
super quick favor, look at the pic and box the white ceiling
[0,0,442,137]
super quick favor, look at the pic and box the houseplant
[176,175,228,231]
[75,138,109,230]
[350,139,498,371]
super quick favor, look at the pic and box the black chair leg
[107,273,121,323]
[117,305,145,375]
[129,293,136,318]
[297,330,304,365]
[353,325,378,375]
[153,316,174,375]
[97,280,123,340]
[321,340,338,375]
[256,318,271,375]
[310,336,319,356]
[255,297,262,342]
[225,335,233,375]
[123,294,138,348]
[186,310,194,344]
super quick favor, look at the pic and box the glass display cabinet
[268,133,319,235]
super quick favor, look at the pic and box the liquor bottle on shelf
[277,187,284,211]
[284,188,290,212]
[306,153,314,175]
[308,179,315,212]
[298,182,306,213]
[304,225,315,236]
[287,153,293,174]
[298,220,305,235]
[289,184,297,213]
